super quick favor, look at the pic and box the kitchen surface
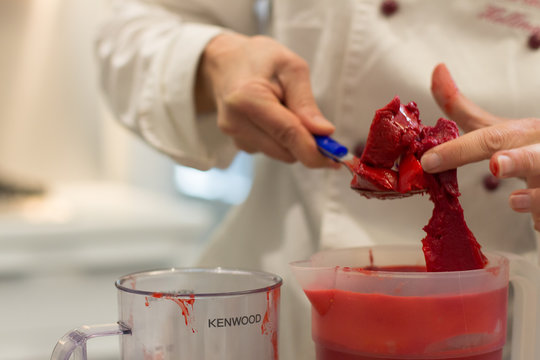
[0,182,220,360]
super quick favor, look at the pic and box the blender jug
[51,268,282,360]
[290,244,540,360]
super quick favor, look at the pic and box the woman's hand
[422,63,540,230]
[196,33,338,168]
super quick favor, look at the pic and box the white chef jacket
[96,1,540,358]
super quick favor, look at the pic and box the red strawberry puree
[304,98,502,360]
[351,96,487,272]
[306,283,507,360]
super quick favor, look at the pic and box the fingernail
[510,193,531,211]
[313,115,333,127]
[421,152,441,172]
[495,155,514,177]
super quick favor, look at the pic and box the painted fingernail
[510,193,531,211]
[495,155,514,177]
[421,152,441,172]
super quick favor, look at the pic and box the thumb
[277,58,335,135]
[431,63,503,133]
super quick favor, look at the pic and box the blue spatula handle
[314,135,348,160]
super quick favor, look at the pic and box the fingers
[490,143,540,179]
[227,119,296,164]
[220,84,338,168]
[430,63,540,229]
[250,102,337,168]
[422,118,540,173]
[276,52,335,135]
[493,145,540,230]
[431,63,504,132]
[515,175,540,231]
[208,35,336,168]
[509,187,540,231]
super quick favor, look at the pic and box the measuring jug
[51,268,282,360]
[290,244,540,360]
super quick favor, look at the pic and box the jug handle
[50,323,130,360]
[508,254,540,360]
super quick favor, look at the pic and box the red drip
[144,292,197,333]
[261,288,280,360]
[167,294,196,332]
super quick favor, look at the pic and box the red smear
[145,292,197,333]
[261,288,280,360]
[168,295,196,332]
[128,276,137,290]
[431,63,459,115]
[489,157,499,177]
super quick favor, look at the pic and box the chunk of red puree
[351,97,425,193]
[352,96,487,271]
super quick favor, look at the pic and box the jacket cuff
[138,23,237,170]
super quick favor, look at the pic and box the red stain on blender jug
[262,288,280,360]
[145,292,197,333]
[143,292,163,306]
[168,295,196,332]
[128,276,137,290]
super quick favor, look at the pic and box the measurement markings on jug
[208,314,262,328]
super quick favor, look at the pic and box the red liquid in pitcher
[315,346,502,360]
[305,267,508,360]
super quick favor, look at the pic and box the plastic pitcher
[51,268,282,360]
[290,244,540,360]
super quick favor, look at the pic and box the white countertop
[0,182,218,360]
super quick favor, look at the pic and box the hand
[421,63,540,230]
[196,33,338,168]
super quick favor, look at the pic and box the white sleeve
[95,0,257,170]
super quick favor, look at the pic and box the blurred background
[0,1,253,359]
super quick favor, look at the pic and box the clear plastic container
[51,268,282,360]
[291,244,540,360]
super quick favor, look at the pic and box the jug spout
[289,260,339,316]
[289,260,336,293]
